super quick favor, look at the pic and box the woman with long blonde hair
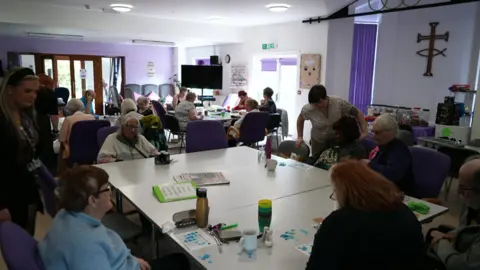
[306,161,426,270]
[0,67,42,234]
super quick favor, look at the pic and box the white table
[97,147,331,225]
[169,186,448,269]
[204,114,241,122]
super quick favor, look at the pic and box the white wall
[185,21,331,141]
[324,18,355,100]
[373,3,479,122]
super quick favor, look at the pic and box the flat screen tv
[181,65,223,89]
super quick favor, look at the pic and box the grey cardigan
[434,204,480,270]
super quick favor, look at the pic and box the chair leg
[179,134,184,153]
[167,130,171,143]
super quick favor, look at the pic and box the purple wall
[0,36,173,85]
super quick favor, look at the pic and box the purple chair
[68,120,110,165]
[238,111,270,146]
[36,164,58,217]
[186,120,228,153]
[0,222,44,270]
[97,126,120,147]
[409,147,451,198]
[151,100,167,129]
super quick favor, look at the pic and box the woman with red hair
[306,161,426,270]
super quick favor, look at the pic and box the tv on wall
[181,65,223,89]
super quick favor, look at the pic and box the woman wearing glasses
[306,161,425,270]
[38,165,190,270]
[98,115,158,163]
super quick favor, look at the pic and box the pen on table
[220,223,238,230]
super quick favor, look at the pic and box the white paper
[160,182,196,201]
[176,230,212,251]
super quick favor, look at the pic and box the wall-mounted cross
[416,22,449,77]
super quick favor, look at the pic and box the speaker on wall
[210,55,219,65]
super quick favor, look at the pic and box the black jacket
[369,138,415,195]
[306,204,426,270]
[0,113,40,212]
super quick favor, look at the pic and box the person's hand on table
[0,208,11,222]
[137,258,151,270]
[295,137,304,148]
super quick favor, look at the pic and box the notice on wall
[147,61,155,77]
[80,69,87,79]
[299,54,321,89]
[230,64,248,90]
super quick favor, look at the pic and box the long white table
[98,147,331,225]
[169,186,448,270]
[95,147,449,269]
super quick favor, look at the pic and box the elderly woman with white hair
[116,98,144,126]
[59,98,95,159]
[362,114,414,195]
[136,96,153,116]
[98,115,159,163]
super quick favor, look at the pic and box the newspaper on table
[174,172,230,186]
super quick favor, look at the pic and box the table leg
[115,190,123,213]
[151,223,157,259]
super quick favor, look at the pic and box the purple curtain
[279,58,297,66]
[196,58,210,65]
[261,58,277,72]
[349,23,377,114]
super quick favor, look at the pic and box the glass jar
[420,109,430,126]
[401,108,412,125]
[411,107,421,126]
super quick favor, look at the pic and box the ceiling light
[132,39,175,46]
[110,4,133,13]
[27,32,84,41]
[266,3,291,12]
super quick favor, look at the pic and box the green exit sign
[262,43,277,50]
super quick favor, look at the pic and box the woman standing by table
[0,67,42,235]
[296,85,368,159]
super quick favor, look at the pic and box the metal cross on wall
[416,22,449,77]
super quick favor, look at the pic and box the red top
[233,99,246,110]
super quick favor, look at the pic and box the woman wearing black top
[0,67,42,235]
[306,161,426,270]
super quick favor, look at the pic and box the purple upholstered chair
[0,222,44,270]
[151,100,167,129]
[409,146,451,198]
[97,126,120,147]
[186,120,228,153]
[36,164,58,217]
[68,120,110,165]
[238,111,270,146]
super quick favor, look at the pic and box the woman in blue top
[38,165,190,270]
[80,89,95,115]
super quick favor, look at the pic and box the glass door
[51,56,103,114]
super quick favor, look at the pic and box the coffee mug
[155,151,171,165]
[266,159,278,171]
[239,229,258,253]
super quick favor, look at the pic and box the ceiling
[13,0,351,27]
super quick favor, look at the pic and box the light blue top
[80,96,95,115]
[38,209,140,270]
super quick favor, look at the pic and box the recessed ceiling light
[110,4,133,13]
[266,3,291,12]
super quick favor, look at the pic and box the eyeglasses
[330,192,336,201]
[95,185,111,195]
